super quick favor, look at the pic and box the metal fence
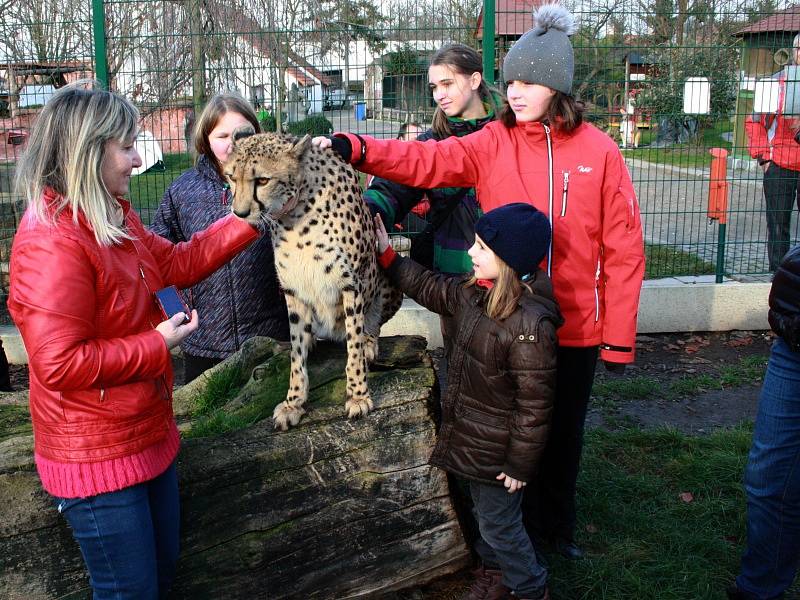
[2,0,800,313]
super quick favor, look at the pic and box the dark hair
[397,121,423,140]
[194,91,261,174]
[499,90,584,133]
[429,43,501,138]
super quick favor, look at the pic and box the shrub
[286,114,334,136]
[259,112,277,132]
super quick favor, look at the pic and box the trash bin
[354,102,367,121]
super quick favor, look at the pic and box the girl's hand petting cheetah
[374,215,390,254]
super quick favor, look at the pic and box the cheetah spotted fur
[226,132,403,430]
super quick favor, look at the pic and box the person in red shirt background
[745,34,800,272]
[315,1,645,573]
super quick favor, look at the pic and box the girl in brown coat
[375,203,562,600]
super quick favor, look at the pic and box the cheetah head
[225,131,311,225]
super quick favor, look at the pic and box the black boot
[0,340,12,392]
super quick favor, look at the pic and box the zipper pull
[138,264,146,281]
[543,123,551,135]
[561,171,569,217]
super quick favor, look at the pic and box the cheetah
[226,131,403,430]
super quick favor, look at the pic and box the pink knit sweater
[35,420,181,498]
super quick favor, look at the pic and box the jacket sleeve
[364,177,428,226]
[134,212,259,289]
[501,316,558,482]
[768,244,800,351]
[599,150,646,364]
[9,235,171,391]
[337,130,487,190]
[149,186,186,243]
[745,114,770,161]
[385,254,463,317]
[363,130,436,225]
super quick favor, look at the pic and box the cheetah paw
[364,335,379,363]
[273,400,306,431]
[345,395,373,419]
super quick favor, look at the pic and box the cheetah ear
[232,124,256,146]
[292,134,311,159]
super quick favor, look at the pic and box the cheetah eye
[255,177,271,186]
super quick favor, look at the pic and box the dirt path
[585,330,772,433]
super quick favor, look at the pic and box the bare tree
[308,0,385,92]
[0,0,92,117]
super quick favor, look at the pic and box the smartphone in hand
[154,286,191,324]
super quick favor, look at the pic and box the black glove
[603,360,627,375]
[326,135,352,163]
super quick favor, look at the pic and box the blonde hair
[15,80,139,246]
[193,91,260,174]
[466,258,529,321]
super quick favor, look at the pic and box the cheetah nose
[233,207,251,218]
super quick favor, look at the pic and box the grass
[425,426,768,600]
[185,352,291,439]
[623,120,733,170]
[645,243,716,279]
[590,355,768,407]
[128,152,191,224]
[192,363,245,417]
[545,425,753,599]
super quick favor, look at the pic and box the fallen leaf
[727,336,753,348]
[684,344,701,354]
[664,344,681,351]
[585,523,598,534]
[679,492,694,503]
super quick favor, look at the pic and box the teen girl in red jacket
[316,2,645,566]
[9,83,261,598]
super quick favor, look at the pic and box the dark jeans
[762,163,800,271]
[523,345,599,542]
[736,337,800,599]
[184,353,222,384]
[470,481,548,598]
[53,462,180,599]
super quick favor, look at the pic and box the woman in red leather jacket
[8,83,261,599]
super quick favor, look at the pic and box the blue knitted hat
[475,203,551,278]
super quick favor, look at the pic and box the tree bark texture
[0,335,470,599]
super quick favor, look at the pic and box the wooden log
[0,335,470,599]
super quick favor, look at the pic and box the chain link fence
[1,0,799,324]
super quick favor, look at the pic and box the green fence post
[91,0,109,88]
[716,223,727,284]
[482,0,495,85]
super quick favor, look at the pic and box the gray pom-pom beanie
[502,3,577,94]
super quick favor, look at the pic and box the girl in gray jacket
[151,93,288,382]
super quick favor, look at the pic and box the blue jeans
[53,462,180,600]
[470,481,548,598]
[737,338,800,599]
